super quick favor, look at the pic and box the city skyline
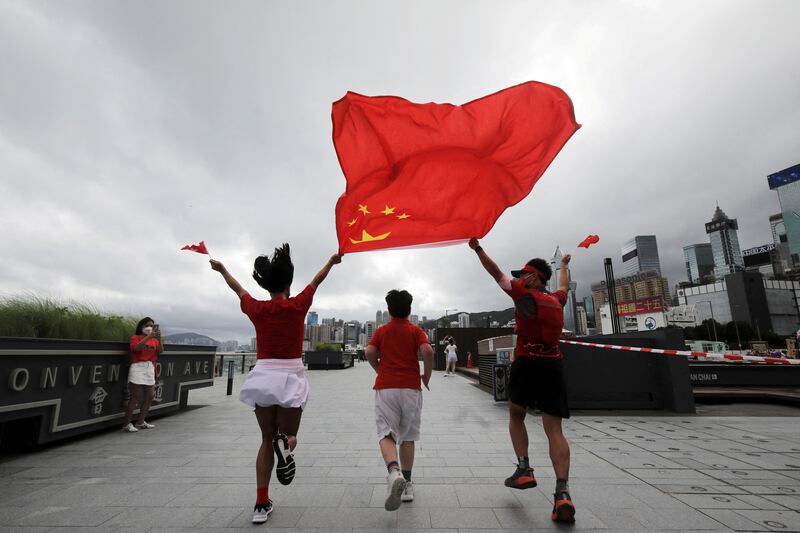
[1,2,798,342]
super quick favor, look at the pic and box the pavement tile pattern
[1,362,799,532]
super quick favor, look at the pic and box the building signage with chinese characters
[616,298,663,317]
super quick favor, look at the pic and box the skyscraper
[621,236,662,276]
[767,163,800,268]
[457,312,470,328]
[306,311,318,326]
[365,321,376,342]
[683,243,714,284]
[549,246,577,332]
[705,205,743,278]
[769,213,791,275]
[375,310,383,327]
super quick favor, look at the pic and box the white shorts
[128,361,155,386]
[375,388,423,444]
[239,358,309,410]
[447,355,458,363]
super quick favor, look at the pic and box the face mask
[142,326,154,335]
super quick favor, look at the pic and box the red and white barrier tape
[559,339,800,365]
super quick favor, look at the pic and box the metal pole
[218,355,224,377]
[709,304,718,342]
[226,360,234,396]
[603,258,620,334]
[241,354,246,374]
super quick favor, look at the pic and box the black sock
[402,470,412,481]
[386,461,399,473]
[556,478,569,493]
[517,456,530,470]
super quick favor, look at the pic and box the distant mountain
[163,332,219,346]
[420,307,516,329]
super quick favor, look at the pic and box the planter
[305,351,354,370]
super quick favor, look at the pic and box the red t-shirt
[369,318,430,390]
[130,335,160,364]
[498,275,567,358]
[240,285,315,359]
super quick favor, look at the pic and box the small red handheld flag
[577,235,600,248]
[181,241,209,254]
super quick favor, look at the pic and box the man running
[468,238,575,524]
[366,289,434,511]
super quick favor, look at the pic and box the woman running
[210,244,341,524]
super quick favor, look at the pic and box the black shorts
[508,356,570,418]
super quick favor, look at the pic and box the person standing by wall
[444,338,458,376]
[124,317,162,432]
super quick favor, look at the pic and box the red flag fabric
[577,235,600,248]
[332,81,580,254]
[181,241,209,254]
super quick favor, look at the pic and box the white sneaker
[135,421,155,429]
[385,469,405,511]
[252,501,273,523]
[443,373,449,377]
[401,480,414,502]
[122,423,138,433]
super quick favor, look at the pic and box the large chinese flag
[333,81,580,254]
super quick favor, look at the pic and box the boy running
[366,290,434,511]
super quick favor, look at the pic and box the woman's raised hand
[209,259,225,272]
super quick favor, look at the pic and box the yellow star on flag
[348,218,358,227]
[397,213,410,220]
[358,204,370,215]
[381,205,396,216]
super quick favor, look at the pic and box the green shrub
[314,342,343,352]
[0,295,138,341]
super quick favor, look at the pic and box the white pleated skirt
[239,358,309,410]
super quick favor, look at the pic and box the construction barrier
[559,339,800,365]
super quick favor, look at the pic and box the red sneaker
[503,466,537,489]
[552,490,576,523]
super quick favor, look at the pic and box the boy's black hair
[385,289,412,319]
[253,243,294,293]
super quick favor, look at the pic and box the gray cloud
[1,1,798,342]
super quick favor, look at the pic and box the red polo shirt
[369,318,430,390]
[130,335,160,364]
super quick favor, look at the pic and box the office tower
[457,313,470,328]
[549,246,577,332]
[306,311,318,326]
[705,205,743,278]
[621,236,662,276]
[375,310,383,327]
[683,243,714,284]
[365,321,376,341]
[768,163,800,268]
[410,314,419,325]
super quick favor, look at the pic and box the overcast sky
[1,1,799,343]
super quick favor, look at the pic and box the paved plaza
[1,362,799,532]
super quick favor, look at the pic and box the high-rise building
[251,337,257,353]
[705,205,743,278]
[549,246,577,332]
[382,310,389,324]
[683,243,715,284]
[344,321,360,344]
[321,317,334,327]
[306,311,318,326]
[457,312,470,328]
[421,316,427,322]
[583,295,595,327]
[621,236,662,276]
[770,213,792,275]
[591,270,671,326]
[365,321,376,342]
[375,310,383,327]
[768,163,800,268]
[575,303,588,336]
[410,314,419,325]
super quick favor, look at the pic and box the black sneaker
[552,490,576,523]
[504,466,537,489]
[252,500,273,524]
[272,433,296,485]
